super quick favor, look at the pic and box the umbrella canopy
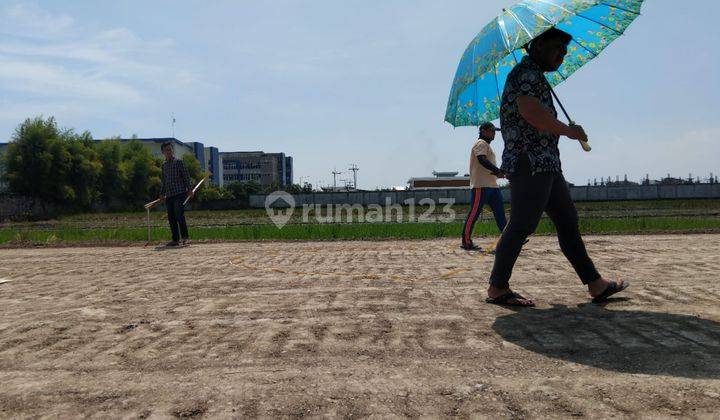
[445,0,644,127]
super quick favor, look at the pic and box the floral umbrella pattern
[445,0,644,127]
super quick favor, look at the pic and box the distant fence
[193,198,250,211]
[250,184,720,208]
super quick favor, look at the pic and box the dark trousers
[462,187,507,246]
[166,194,189,242]
[489,154,599,288]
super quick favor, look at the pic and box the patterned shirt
[160,158,192,198]
[499,55,561,175]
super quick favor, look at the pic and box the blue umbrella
[445,0,645,133]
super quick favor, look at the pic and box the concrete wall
[249,184,720,208]
[0,195,57,221]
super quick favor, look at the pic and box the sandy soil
[1,234,719,419]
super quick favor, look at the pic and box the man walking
[159,141,194,247]
[486,28,628,306]
[461,122,507,251]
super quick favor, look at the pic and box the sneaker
[181,239,190,246]
[460,243,482,251]
[165,241,180,247]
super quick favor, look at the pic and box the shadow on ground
[492,303,720,379]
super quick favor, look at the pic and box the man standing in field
[159,141,194,247]
[486,28,628,306]
[461,122,507,251]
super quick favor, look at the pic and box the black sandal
[591,281,629,303]
[485,291,535,307]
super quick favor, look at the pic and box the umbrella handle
[548,85,591,152]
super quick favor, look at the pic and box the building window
[238,162,261,170]
[236,173,262,181]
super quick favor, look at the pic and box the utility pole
[171,113,176,138]
[348,164,359,190]
[332,168,342,190]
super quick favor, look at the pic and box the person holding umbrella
[485,28,628,306]
[461,122,507,251]
[158,141,194,247]
[444,1,644,305]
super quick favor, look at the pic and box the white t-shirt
[469,139,498,188]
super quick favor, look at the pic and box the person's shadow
[492,303,720,379]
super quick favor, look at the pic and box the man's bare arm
[476,155,503,176]
[517,96,586,142]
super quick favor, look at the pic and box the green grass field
[1,199,719,245]
[2,217,720,245]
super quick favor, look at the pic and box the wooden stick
[183,176,208,206]
[144,198,161,209]
[146,207,151,245]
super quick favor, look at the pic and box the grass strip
[1,217,719,245]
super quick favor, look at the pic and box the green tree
[118,140,161,206]
[64,130,102,208]
[0,165,5,193]
[264,181,281,194]
[181,153,203,186]
[245,180,262,195]
[226,181,247,199]
[95,138,124,205]
[285,183,302,194]
[197,185,231,201]
[5,117,62,200]
[226,180,263,200]
[5,116,102,210]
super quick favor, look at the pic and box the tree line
[1,116,305,212]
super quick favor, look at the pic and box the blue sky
[0,1,718,189]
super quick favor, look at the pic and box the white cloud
[0,58,142,103]
[94,27,175,51]
[4,3,75,36]
[0,1,203,133]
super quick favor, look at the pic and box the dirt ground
[1,234,719,419]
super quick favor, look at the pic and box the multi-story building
[203,146,220,186]
[185,142,206,172]
[219,151,293,188]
